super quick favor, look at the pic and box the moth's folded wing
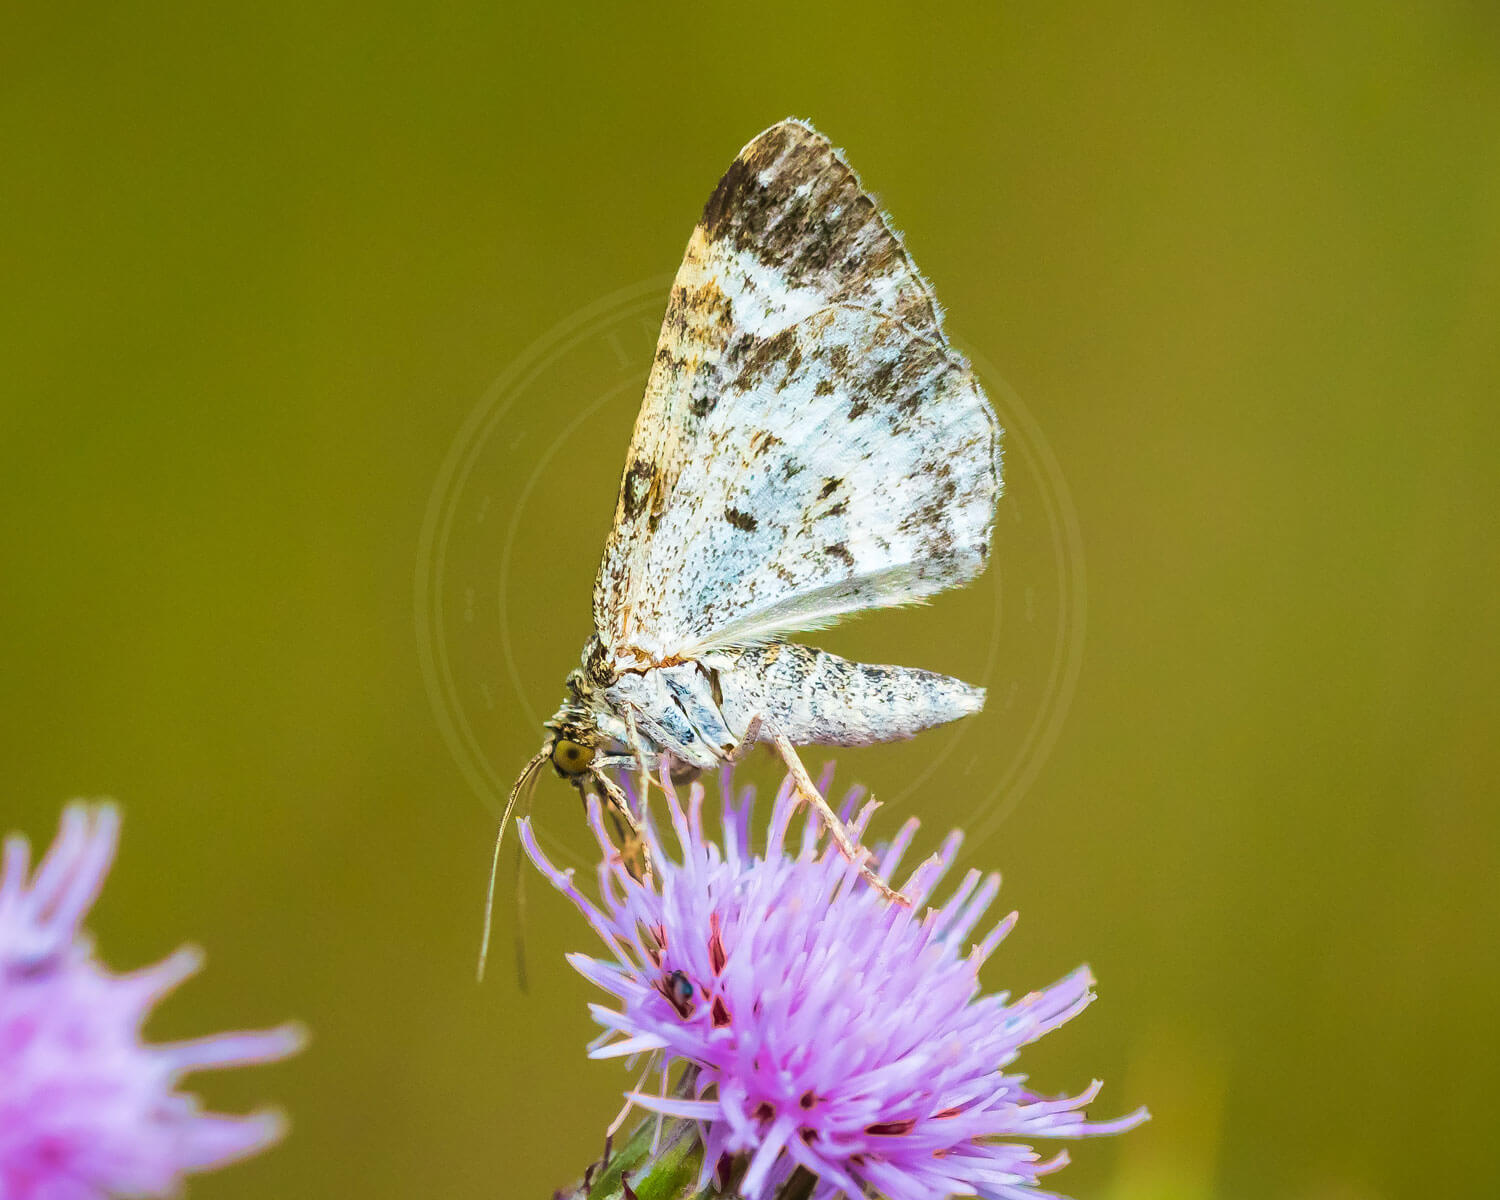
[593,118,957,656]
[631,305,1003,657]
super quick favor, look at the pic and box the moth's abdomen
[712,643,983,748]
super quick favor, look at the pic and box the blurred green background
[4,3,1497,1198]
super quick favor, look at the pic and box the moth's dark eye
[551,739,595,775]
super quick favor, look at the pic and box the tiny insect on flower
[519,769,1146,1200]
[0,803,304,1199]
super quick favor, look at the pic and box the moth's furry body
[548,637,984,774]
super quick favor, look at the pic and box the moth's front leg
[589,767,653,884]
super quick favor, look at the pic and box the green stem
[552,1117,818,1200]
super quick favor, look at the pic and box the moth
[482,118,1002,974]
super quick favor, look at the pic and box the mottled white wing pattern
[593,118,1002,666]
[643,307,997,655]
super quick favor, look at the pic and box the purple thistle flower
[520,770,1145,1200]
[0,803,304,1199]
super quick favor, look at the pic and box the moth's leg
[766,727,910,905]
[591,766,653,884]
[622,704,653,806]
[591,767,644,839]
[725,714,762,763]
[592,753,641,773]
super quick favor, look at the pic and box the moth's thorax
[542,637,636,754]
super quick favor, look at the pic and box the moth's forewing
[593,119,1001,664]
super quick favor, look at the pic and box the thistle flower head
[0,803,304,1199]
[520,770,1145,1200]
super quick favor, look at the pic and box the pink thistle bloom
[520,770,1145,1200]
[0,803,304,1199]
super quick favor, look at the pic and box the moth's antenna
[512,831,530,993]
[478,747,547,983]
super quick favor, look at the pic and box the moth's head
[547,734,596,780]
[543,706,601,783]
